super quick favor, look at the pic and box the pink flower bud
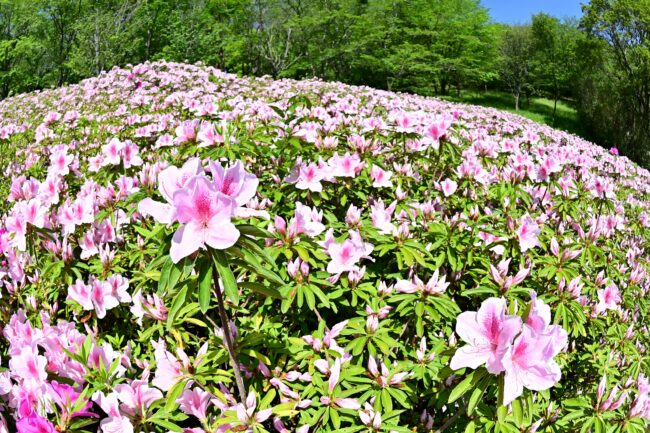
[346,205,361,227]
[597,375,607,400]
[550,237,560,257]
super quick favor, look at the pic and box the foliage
[579,0,650,165]
[499,25,534,111]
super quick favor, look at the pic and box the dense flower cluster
[0,61,646,432]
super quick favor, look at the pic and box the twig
[435,398,468,433]
[213,264,247,403]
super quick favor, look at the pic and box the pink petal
[170,224,201,263]
[204,219,239,250]
[449,345,492,371]
[138,198,173,224]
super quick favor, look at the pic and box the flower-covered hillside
[0,61,649,433]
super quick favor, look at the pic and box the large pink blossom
[450,298,522,373]
[324,230,374,275]
[596,284,621,313]
[516,214,540,252]
[501,325,561,405]
[138,158,202,224]
[209,160,259,206]
[16,414,55,433]
[170,175,239,263]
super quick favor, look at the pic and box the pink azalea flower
[440,178,458,197]
[93,391,134,433]
[450,298,522,373]
[10,346,48,387]
[596,284,621,313]
[370,200,396,235]
[79,231,99,259]
[130,292,167,325]
[38,176,61,205]
[197,121,223,147]
[105,274,131,303]
[48,150,74,177]
[209,160,259,206]
[335,398,361,410]
[325,231,374,274]
[49,381,97,419]
[516,214,540,252]
[286,161,324,192]
[90,279,120,319]
[394,270,449,296]
[114,380,163,417]
[526,291,568,359]
[121,141,143,168]
[236,391,273,425]
[292,202,325,237]
[501,325,561,405]
[154,133,174,148]
[6,214,28,250]
[101,137,124,166]
[370,165,393,188]
[22,199,47,229]
[138,158,203,224]
[177,387,212,421]
[423,118,450,149]
[175,120,199,144]
[67,278,122,319]
[151,339,184,391]
[67,279,93,310]
[327,152,364,177]
[16,414,55,433]
[170,175,239,263]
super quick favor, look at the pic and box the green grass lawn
[439,90,585,138]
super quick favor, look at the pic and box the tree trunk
[515,92,520,111]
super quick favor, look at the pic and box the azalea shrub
[0,61,649,433]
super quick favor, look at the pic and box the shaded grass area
[440,90,585,138]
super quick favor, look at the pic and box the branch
[212,254,247,403]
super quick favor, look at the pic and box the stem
[213,263,247,403]
[435,398,468,433]
[498,374,505,407]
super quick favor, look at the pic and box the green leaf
[449,368,488,403]
[149,417,182,432]
[165,380,186,411]
[213,250,239,305]
[166,284,190,331]
[237,224,272,238]
[239,281,281,299]
[467,376,489,415]
[158,256,183,295]
[198,258,213,314]
[511,398,523,427]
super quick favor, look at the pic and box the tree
[530,13,579,123]
[36,0,87,86]
[0,0,45,97]
[499,25,533,111]
[67,0,141,79]
[581,0,650,163]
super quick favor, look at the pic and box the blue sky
[481,0,585,24]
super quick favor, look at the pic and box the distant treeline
[1,0,649,164]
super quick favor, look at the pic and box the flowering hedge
[0,61,649,433]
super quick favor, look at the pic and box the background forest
[0,0,648,164]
